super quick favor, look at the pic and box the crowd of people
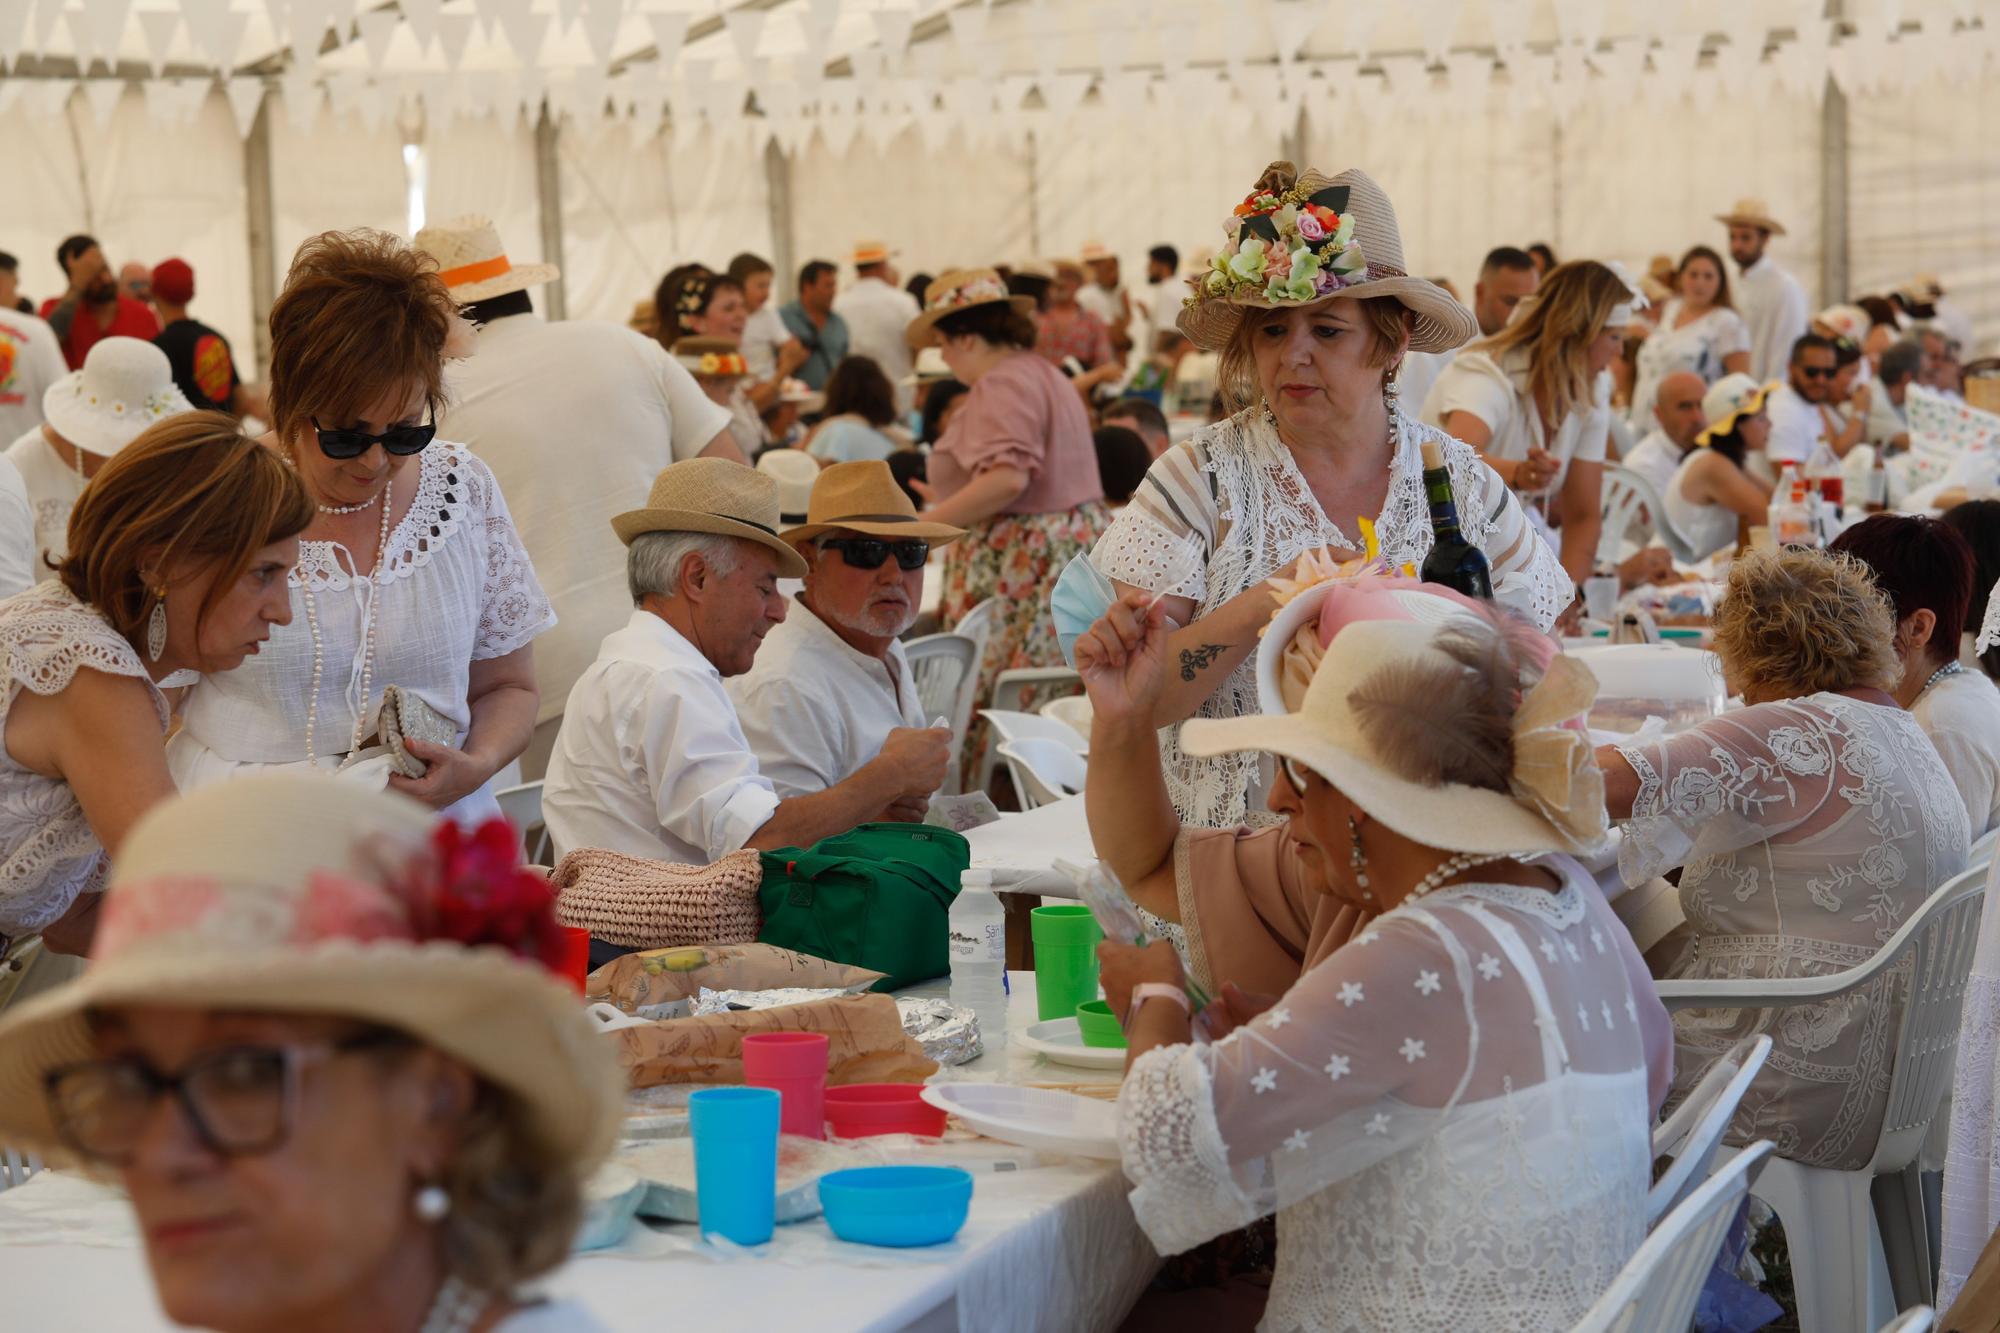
[0,151,1997,1333]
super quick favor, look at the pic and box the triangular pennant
[645,10,687,65]
[470,0,508,39]
[77,0,129,69]
[225,75,265,136]
[0,0,30,66]
[1038,70,1091,122]
[280,68,321,132]
[862,109,909,153]
[83,77,124,127]
[499,9,550,66]
[204,8,250,72]
[816,106,861,157]
[871,7,912,60]
[399,0,441,49]
[289,0,329,67]
[322,69,365,120]
[136,9,181,76]
[29,0,60,54]
[723,9,763,63]
[355,9,397,70]
[435,12,475,68]
[1647,33,1702,103]
[325,0,359,41]
[142,79,181,122]
[945,4,986,62]
[576,0,622,70]
[1589,36,1646,88]
[1415,0,1465,64]
[1445,50,1491,96]
[556,0,582,29]
[1268,0,1317,62]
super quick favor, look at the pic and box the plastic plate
[919,1083,1121,1160]
[1018,1017,1128,1070]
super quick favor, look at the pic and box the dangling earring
[413,1182,451,1223]
[1260,399,1278,429]
[1348,816,1372,901]
[1383,371,1401,413]
[146,592,168,663]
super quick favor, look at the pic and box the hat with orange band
[413,215,561,303]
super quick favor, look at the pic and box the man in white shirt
[1622,371,1709,497]
[1131,245,1179,363]
[1717,198,1809,382]
[1400,246,1538,418]
[1077,242,1133,358]
[1763,333,1840,470]
[832,242,921,412]
[731,460,965,799]
[419,217,741,777]
[542,459,952,866]
[0,305,68,442]
[0,454,33,597]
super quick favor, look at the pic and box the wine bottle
[1418,438,1493,600]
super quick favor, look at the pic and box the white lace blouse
[1616,693,1970,1169]
[1119,865,1661,1333]
[0,582,172,936]
[1092,407,1569,827]
[169,443,553,824]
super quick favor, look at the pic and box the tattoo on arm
[1179,643,1227,682]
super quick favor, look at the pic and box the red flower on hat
[394,819,570,974]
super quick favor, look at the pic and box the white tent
[3,0,1996,374]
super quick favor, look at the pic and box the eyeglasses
[820,538,930,572]
[1280,755,1313,793]
[43,1032,407,1167]
[1798,366,1837,380]
[311,415,437,460]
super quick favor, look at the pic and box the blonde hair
[1216,295,1412,415]
[438,1079,583,1294]
[1464,259,1630,426]
[1710,547,1900,698]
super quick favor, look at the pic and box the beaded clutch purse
[379,685,456,779]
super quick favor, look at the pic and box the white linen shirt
[1911,667,2000,841]
[1420,347,1611,495]
[438,314,730,726]
[742,303,789,381]
[1621,429,1687,500]
[4,425,82,580]
[1737,257,1810,382]
[0,455,32,598]
[0,311,68,443]
[728,597,922,800]
[1763,382,1833,469]
[543,610,780,865]
[832,277,921,408]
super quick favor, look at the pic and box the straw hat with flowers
[904,268,1039,349]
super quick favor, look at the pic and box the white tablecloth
[959,797,1097,900]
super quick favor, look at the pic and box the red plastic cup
[741,1032,830,1139]
[824,1084,947,1139]
[555,926,591,993]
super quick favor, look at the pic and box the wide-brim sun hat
[42,337,193,457]
[0,773,625,1165]
[1714,197,1788,237]
[415,214,561,303]
[611,456,810,577]
[1696,373,1778,447]
[782,459,965,549]
[904,267,1039,350]
[1183,613,1608,857]
[1178,162,1477,355]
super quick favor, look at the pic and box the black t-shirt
[154,317,240,413]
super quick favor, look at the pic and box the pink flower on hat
[94,877,223,959]
[294,871,415,946]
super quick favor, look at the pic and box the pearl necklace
[317,491,382,516]
[417,1275,487,1333]
[1409,852,1512,900]
[303,477,394,767]
[1915,659,1963,703]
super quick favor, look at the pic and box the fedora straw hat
[757,448,821,524]
[1713,198,1788,237]
[782,459,966,549]
[1695,373,1777,447]
[0,773,624,1164]
[851,241,894,267]
[1182,614,1608,856]
[670,335,749,379]
[42,337,193,458]
[904,268,1038,350]
[414,214,561,302]
[1179,162,1476,354]
[611,457,809,577]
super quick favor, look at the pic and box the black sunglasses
[311,414,437,460]
[1798,366,1837,380]
[821,537,930,571]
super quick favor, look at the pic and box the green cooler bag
[755,823,970,991]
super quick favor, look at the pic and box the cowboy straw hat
[782,459,966,550]
[1183,614,1608,857]
[904,268,1039,349]
[1714,197,1788,236]
[1179,162,1476,355]
[671,335,749,379]
[1078,242,1115,265]
[414,214,561,302]
[0,773,625,1165]
[851,241,894,267]
[42,337,193,458]
[1695,373,1778,447]
[611,457,810,577]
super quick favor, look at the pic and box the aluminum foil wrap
[689,988,984,1067]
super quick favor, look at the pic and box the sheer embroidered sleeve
[1092,438,1216,601]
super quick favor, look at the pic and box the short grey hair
[1880,338,1924,388]
[628,531,743,603]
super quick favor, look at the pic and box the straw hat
[904,268,1038,350]
[1695,372,1777,447]
[0,774,624,1164]
[1182,614,1608,856]
[414,215,561,302]
[1079,242,1115,265]
[902,346,952,386]
[756,448,821,524]
[670,335,748,379]
[1713,198,1787,236]
[42,337,193,458]
[1901,272,1945,304]
[782,459,965,549]
[851,241,894,267]
[1179,162,1476,354]
[611,457,809,577]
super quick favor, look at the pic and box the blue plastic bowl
[817,1165,973,1248]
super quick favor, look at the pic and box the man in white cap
[542,459,951,867]
[416,216,745,780]
[832,241,921,412]
[3,336,192,578]
[1718,198,1808,382]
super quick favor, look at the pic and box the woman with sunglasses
[0,773,626,1332]
[169,230,553,824]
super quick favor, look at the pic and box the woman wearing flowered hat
[1091,162,1568,828]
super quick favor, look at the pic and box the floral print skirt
[939,502,1110,790]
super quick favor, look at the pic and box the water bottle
[948,884,1010,1056]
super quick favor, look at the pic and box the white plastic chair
[1647,1034,1773,1227]
[494,780,550,865]
[1877,1309,1935,1333]
[904,632,980,794]
[0,1145,41,1194]
[979,709,1088,754]
[1654,862,1989,1330]
[1039,693,1094,739]
[1571,1140,1775,1333]
[976,667,1084,795]
[1598,464,1701,569]
[950,596,999,656]
[995,738,1087,809]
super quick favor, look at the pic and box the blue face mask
[1049,553,1118,669]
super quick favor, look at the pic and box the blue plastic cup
[689,1086,781,1245]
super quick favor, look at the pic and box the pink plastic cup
[741,1031,830,1139]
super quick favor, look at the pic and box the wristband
[1126,982,1193,1030]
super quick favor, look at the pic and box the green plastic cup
[1074,999,1127,1048]
[1032,904,1102,1021]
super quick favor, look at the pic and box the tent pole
[1819,72,1850,308]
[1026,129,1040,257]
[245,93,278,380]
[764,138,796,301]
[535,108,568,321]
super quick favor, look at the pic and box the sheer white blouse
[169,443,553,824]
[1119,863,1664,1333]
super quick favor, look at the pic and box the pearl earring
[413,1183,451,1223]
[1382,372,1401,414]
[146,593,168,663]
[1348,816,1372,900]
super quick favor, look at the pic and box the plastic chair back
[1647,1035,1773,1226]
[1567,643,1725,701]
[905,633,978,723]
[494,780,549,864]
[995,738,1087,809]
[1598,465,1661,570]
[979,709,1088,753]
[1039,694,1094,739]
[1572,1141,1775,1333]
[0,1145,41,1194]
[1876,1308,1935,1333]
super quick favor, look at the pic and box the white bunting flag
[1647,33,1702,105]
[871,7,913,61]
[1038,70,1091,123]
[280,67,320,132]
[816,106,861,158]
[435,12,475,68]
[500,8,550,66]
[29,0,60,55]
[82,77,124,127]
[290,0,331,68]
[646,10,687,65]
[400,0,442,49]
[946,4,987,63]
[1268,0,1317,64]
[136,9,181,75]
[723,9,763,64]
[143,80,182,125]
[576,0,623,70]
[862,109,909,154]
[355,9,397,70]
[470,0,508,40]
[0,0,29,66]
[225,74,264,136]
[80,0,132,71]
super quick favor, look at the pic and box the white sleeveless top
[1662,458,1742,562]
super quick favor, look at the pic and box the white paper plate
[920,1083,1120,1160]
[1018,1017,1127,1070]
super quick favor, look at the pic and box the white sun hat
[41,337,194,458]
[414,215,561,303]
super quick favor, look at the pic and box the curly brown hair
[1710,547,1901,699]
[267,229,455,445]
